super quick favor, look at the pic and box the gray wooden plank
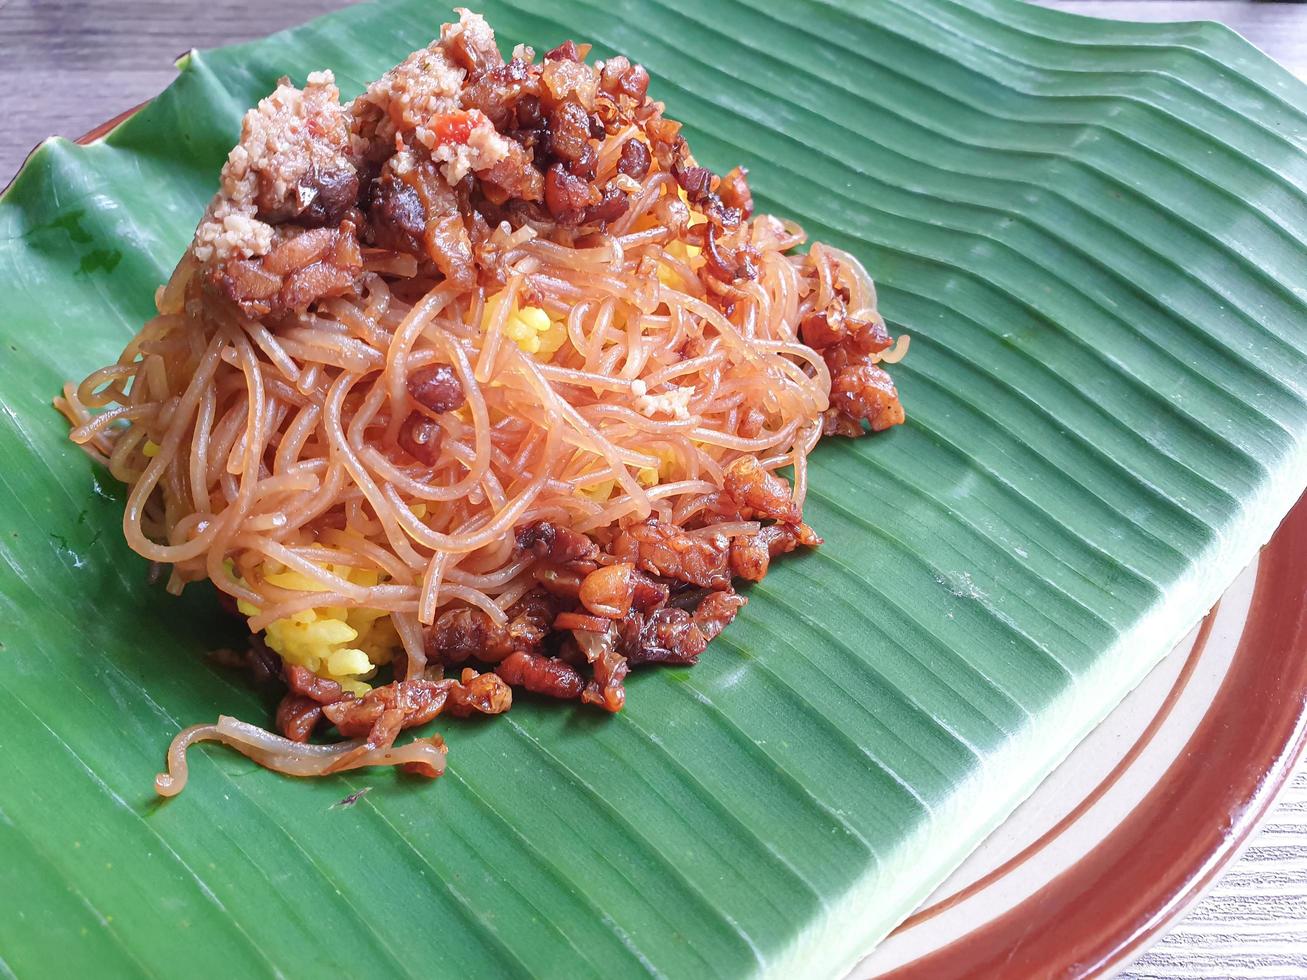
[0,0,355,183]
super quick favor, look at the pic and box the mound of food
[59,10,906,794]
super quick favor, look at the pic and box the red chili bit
[428,110,479,145]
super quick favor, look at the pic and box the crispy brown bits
[285,663,346,704]
[598,56,650,102]
[446,671,514,716]
[619,607,706,666]
[617,138,651,180]
[827,363,906,434]
[728,523,820,582]
[275,694,325,743]
[580,636,628,713]
[717,166,754,221]
[215,222,363,318]
[673,163,716,205]
[293,167,360,228]
[407,363,465,414]
[545,40,583,62]
[398,412,443,465]
[496,651,586,699]
[367,162,475,288]
[723,457,800,523]
[579,562,635,618]
[608,519,731,590]
[544,162,597,224]
[426,590,557,665]
[693,589,746,642]
[516,520,599,567]
[322,679,446,737]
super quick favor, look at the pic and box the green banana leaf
[2,0,1306,975]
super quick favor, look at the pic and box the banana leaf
[2,0,1306,976]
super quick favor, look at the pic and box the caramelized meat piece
[408,363,465,414]
[479,144,546,202]
[581,638,628,713]
[191,71,356,263]
[617,139,651,180]
[285,663,346,704]
[496,651,586,699]
[461,59,539,130]
[275,694,325,743]
[294,167,361,228]
[544,162,597,224]
[729,523,819,581]
[800,310,892,353]
[319,673,510,773]
[673,163,715,206]
[717,166,753,220]
[516,520,599,567]
[322,679,450,737]
[692,589,746,642]
[579,562,636,618]
[426,607,506,663]
[620,588,743,665]
[723,457,800,523]
[547,100,594,167]
[826,362,905,435]
[532,562,587,600]
[584,189,629,226]
[214,223,362,317]
[631,571,669,613]
[441,10,504,75]
[607,519,731,590]
[425,590,557,664]
[445,671,514,716]
[620,607,706,666]
[368,161,475,287]
[598,56,650,101]
[368,173,426,255]
[398,412,443,465]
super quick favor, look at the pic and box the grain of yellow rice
[233,559,401,697]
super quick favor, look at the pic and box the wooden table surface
[3,2,1305,977]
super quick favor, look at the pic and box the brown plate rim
[885,493,1307,977]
